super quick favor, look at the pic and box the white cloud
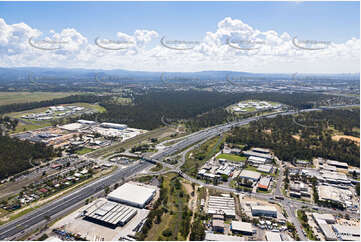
[0,17,359,73]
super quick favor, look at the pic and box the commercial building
[257,165,273,173]
[230,221,255,235]
[100,122,128,130]
[251,148,271,154]
[205,232,245,241]
[318,185,352,207]
[243,150,272,160]
[212,219,225,233]
[258,177,271,191]
[320,171,351,185]
[248,156,268,167]
[332,225,360,241]
[326,160,348,169]
[265,231,283,241]
[107,183,156,208]
[312,213,337,240]
[207,195,236,218]
[251,205,277,218]
[312,213,336,224]
[83,200,137,228]
[239,170,261,181]
[78,120,96,125]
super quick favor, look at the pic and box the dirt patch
[332,135,360,145]
[264,129,272,134]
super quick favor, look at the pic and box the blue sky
[0,1,359,73]
[1,1,359,43]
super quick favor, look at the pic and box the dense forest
[226,109,360,166]
[0,135,60,179]
[79,90,335,130]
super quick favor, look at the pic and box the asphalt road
[0,161,152,240]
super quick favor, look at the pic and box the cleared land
[0,92,79,106]
[332,135,360,145]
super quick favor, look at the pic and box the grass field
[145,173,191,241]
[181,135,225,177]
[216,153,247,162]
[75,147,94,155]
[0,92,80,106]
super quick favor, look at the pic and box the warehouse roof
[205,233,245,241]
[332,225,360,236]
[239,170,261,180]
[251,205,277,212]
[231,221,254,233]
[257,165,273,173]
[84,200,137,226]
[107,183,156,207]
[258,177,271,189]
[265,231,282,241]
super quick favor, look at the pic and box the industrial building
[265,231,283,241]
[251,147,271,154]
[257,164,273,173]
[207,195,236,218]
[78,120,97,125]
[83,200,137,228]
[230,221,255,235]
[107,183,156,208]
[251,205,277,218]
[332,224,360,241]
[243,150,272,160]
[326,159,348,169]
[239,170,261,181]
[312,213,337,240]
[205,232,245,241]
[247,156,268,167]
[100,122,127,130]
[258,177,272,191]
[320,171,351,185]
[318,185,352,207]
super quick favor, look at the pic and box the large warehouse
[84,200,137,228]
[251,205,277,218]
[107,183,156,208]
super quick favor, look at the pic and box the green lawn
[75,147,94,155]
[216,153,247,162]
[0,92,79,106]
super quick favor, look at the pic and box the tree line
[226,109,360,166]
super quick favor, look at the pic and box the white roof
[239,170,261,180]
[231,221,253,233]
[265,231,282,241]
[332,225,360,236]
[251,205,277,212]
[205,232,245,241]
[107,183,156,206]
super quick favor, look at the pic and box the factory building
[251,205,277,218]
[257,165,273,173]
[251,148,271,154]
[247,156,268,167]
[318,185,352,207]
[100,122,128,130]
[207,195,236,218]
[326,160,348,169]
[265,231,283,241]
[332,224,360,241]
[258,177,271,191]
[78,120,97,125]
[83,200,137,228]
[230,221,255,235]
[243,150,272,160]
[107,183,156,208]
[205,232,245,241]
[312,213,337,241]
[239,170,261,182]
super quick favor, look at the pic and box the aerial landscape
[0,1,360,241]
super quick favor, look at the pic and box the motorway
[0,104,358,240]
[0,161,152,240]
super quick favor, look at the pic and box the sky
[0,1,359,73]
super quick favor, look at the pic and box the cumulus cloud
[0,17,359,73]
